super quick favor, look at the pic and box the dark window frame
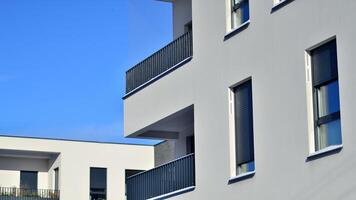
[310,39,342,151]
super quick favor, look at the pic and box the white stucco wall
[0,170,19,188]
[173,0,192,39]
[124,60,194,137]
[0,136,154,200]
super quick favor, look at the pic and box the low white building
[0,135,154,200]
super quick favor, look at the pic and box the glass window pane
[317,81,340,117]
[241,1,249,23]
[54,168,59,190]
[20,171,38,190]
[231,0,249,29]
[311,40,338,86]
[237,161,255,174]
[90,168,107,200]
[316,119,342,150]
[234,80,254,167]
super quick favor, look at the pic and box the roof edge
[0,134,157,147]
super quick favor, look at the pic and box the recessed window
[306,39,342,152]
[20,171,38,190]
[229,79,255,177]
[229,0,250,30]
[54,168,59,190]
[90,168,107,200]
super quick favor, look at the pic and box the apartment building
[123,0,356,199]
[0,135,154,200]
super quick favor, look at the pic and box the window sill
[224,20,250,41]
[306,144,343,162]
[228,171,255,185]
[271,0,294,13]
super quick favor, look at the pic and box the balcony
[126,153,195,200]
[125,31,193,97]
[0,188,60,200]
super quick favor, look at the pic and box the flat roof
[0,134,159,146]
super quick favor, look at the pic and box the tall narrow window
[231,0,249,29]
[54,168,59,190]
[310,39,342,151]
[233,80,255,175]
[20,171,38,190]
[90,168,107,200]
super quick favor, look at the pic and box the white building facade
[0,136,154,200]
[124,0,356,199]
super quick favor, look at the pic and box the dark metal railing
[0,187,60,200]
[125,31,193,95]
[126,153,195,200]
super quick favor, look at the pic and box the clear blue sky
[0,0,172,145]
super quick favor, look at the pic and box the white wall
[47,155,61,190]
[124,60,195,137]
[173,0,192,39]
[38,172,48,190]
[0,170,19,188]
[174,122,194,158]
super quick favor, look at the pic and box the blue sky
[0,0,172,145]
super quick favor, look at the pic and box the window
[90,168,107,200]
[230,79,255,176]
[20,171,38,190]
[54,168,59,190]
[230,0,249,30]
[309,39,342,151]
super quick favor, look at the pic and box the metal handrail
[126,153,195,200]
[125,31,193,94]
[0,187,60,199]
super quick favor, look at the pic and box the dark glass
[20,171,38,190]
[90,168,107,200]
[54,168,59,190]
[234,80,254,166]
[311,40,338,86]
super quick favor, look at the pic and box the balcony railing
[126,153,195,200]
[0,187,60,200]
[125,31,193,96]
